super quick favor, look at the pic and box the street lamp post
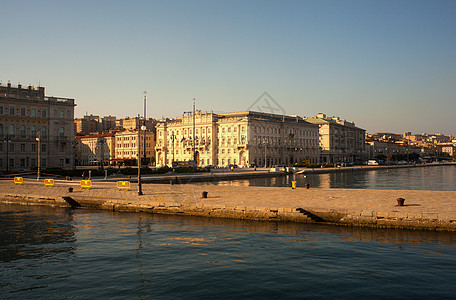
[36,132,40,180]
[171,132,175,165]
[137,114,144,196]
[5,134,11,173]
[98,139,104,171]
[143,91,147,167]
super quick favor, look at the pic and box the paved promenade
[1,178,456,231]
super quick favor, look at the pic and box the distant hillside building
[0,82,75,171]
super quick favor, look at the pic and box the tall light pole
[143,91,147,167]
[171,132,175,165]
[36,131,40,180]
[137,114,143,196]
[98,138,104,171]
[5,134,11,173]
[192,97,196,164]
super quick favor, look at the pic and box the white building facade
[155,111,320,167]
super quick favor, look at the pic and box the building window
[41,126,47,138]
[31,125,36,137]
[20,125,26,138]
[42,109,47,118]
[0,106,3,114]
[42,158,47,167]
[20,144,25,152]
[9,143,14,152]
[0,158,3,167]
[42,144,46,152]
[0,143,2,152]
[60,111,64,118]
[31,108,37,117]
[9,158,14,167]
[59,127,65,137]
[31,158,36,166]
[9,107,15,115]
[20,158,25,167]
[32,144,36,152]
[21,107,26,116]
[0,123,3,135]
[9,124,15,136]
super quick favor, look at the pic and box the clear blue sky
[1,0,455,135]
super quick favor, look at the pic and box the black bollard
[68,187,73,193]
[202,191,208,198]
[397,198,405,206]
[305,183,310,189]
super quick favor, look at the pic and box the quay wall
[1,180,456,231]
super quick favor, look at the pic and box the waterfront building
[155,111,320,167]
[0,82,75,171]
[119,117,156,131]
[74,132,115,166]
[74,116,99,134]
[115,129,155,165]
[100,115,117,132]
[305,113,366,163]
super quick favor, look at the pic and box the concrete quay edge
[1,181,456,232]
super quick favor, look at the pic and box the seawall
[1,179,456,231]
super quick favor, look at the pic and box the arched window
[41,126,47,138]
[59,127,65,137]
[31,125,36,137]
[9,124,15,135]
[0,123,3,135]
[20,125,26,138]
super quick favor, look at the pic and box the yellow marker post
[291,181,297,189]
[14,177,23,185]
[80,180,92,189]
[44,179,55,187]
[117,181,131,191]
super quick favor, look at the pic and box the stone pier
[1,179,456,231]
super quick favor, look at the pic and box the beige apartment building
[155,111,320,167]
[305,113,366,163]
[0,82,75,171]
[74,133,116,166]
[115,130,155,165]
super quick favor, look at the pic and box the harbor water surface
[1,166,456,299]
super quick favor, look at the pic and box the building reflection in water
[0,204,77,263]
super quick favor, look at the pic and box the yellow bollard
[291,181,296,189]
[117,181,131,191]
[14,177,24,185]
[44,179,55,187]
[80,180,92,189]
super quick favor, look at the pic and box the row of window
[0,105,68,118]
[253,126,318,137]
[0,123,66,137]
[0,158,47,168]
[0,157,70,168]
[0,106,47,117]
[0,142,47,153]
[0,123,48,137]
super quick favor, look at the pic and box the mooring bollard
[68,187,73,193]
[305,183,310,189]
[202,191,208,198]
[170,180,174,185]
[397,197,405,206]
